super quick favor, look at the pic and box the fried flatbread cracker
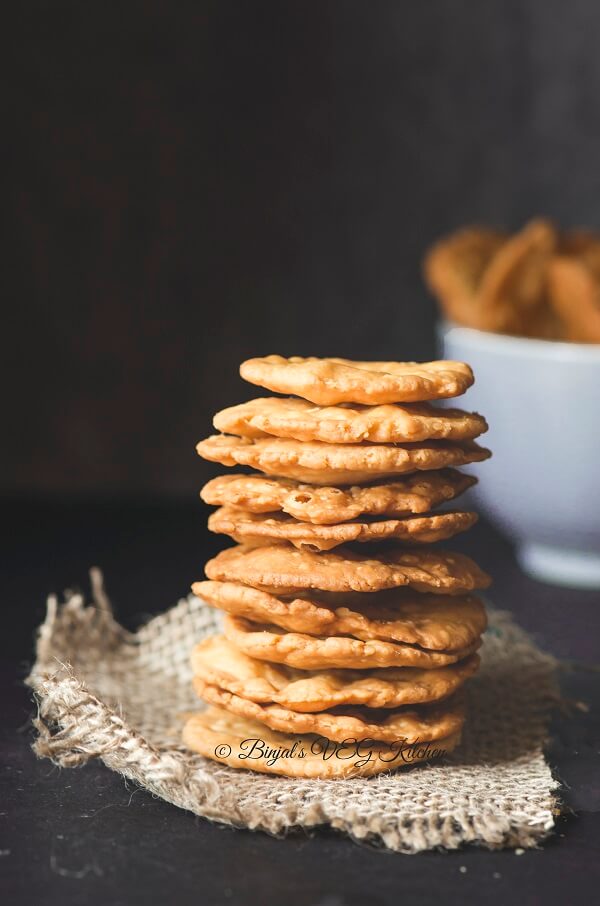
[182,707,460,777]
[191,635,480,711]
[213,397,488,444]
[425,219,558,337]
[196,434,491,485]
[192,581,487,650]
[205,543,491,595]
[223,615,480,669]
[200,471,477,524]
[548,236,600,343]
[239,356,474,404]
[207,506,477,550]
[193,680,465,744]
[479,219,557,336]
[424,227,506,327]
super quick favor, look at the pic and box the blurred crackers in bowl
[424,218,600,343]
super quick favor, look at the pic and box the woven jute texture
[26,570,561,853]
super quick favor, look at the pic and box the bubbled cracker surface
[196,434,490,485]
[223,615,481,670]
[193,679,465,743]
[193,582,487,650]
[204,543,491,595]
[213,396,487,444]
[191,635,480,711]
[200,470,476,523]
[239,356,474,405]
[207,506,478,550]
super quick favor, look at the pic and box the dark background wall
[6,0,600,497]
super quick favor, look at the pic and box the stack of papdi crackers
[183,356,492,778]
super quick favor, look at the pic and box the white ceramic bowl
[439,323,600,588]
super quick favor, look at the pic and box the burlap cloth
[26,570,561,853]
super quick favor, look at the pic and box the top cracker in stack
[184,356,491,778]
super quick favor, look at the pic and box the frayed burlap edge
[26,570,562,853]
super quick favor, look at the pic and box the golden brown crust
[424,227,507,327]
[200,471,477,524]
[182,707,460,777]
[547,254,600,343]
[239,356,474,405]
[223,615,481,669]
[477,219,557,335]
[204,543,491,596]
[193,680,465,744]
[213,397,488,444]
[196,434,491,485]
[192,581,487,649]
[425,219,558,337]
[207,506,477,550]
[190,635,480,711]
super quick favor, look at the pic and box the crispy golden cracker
[239,356,474,405]
[207,506,477,551]
[223,615,480,669]
[425,220,557,337]
[200,471,477,524]
[548,254,600,344]
[194,680,465,744]
[196,434,491,485]
[213,397,488,444]
[424,227,507,327]
[193,581,487,650]
[205,543,491,596]
[478,219,557,336]
[182,707,460,777]
[191,635,480,711]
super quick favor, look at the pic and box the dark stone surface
[1,500,599,904]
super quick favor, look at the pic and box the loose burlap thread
[26,570,561,853]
